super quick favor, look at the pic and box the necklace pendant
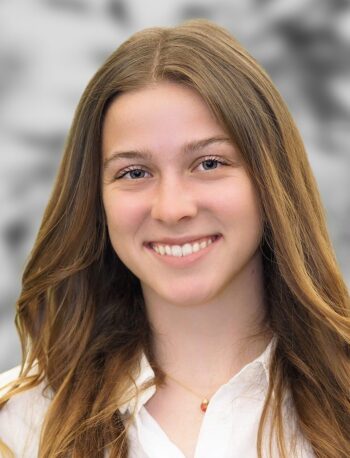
[200,399,209,412]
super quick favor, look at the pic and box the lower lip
[144,235,222,267]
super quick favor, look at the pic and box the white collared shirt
[0,336,315,457]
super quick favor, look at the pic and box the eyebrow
[103,136,232,170]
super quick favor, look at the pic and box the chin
[161,283,221,307]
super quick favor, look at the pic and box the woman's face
[102,81,264,307]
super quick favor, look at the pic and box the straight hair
[1,19,349,457]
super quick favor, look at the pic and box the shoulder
[0,365,51,457]
[0,365,21,394]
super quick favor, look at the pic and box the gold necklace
[165,372,210,413]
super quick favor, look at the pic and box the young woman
[0,19,349,458]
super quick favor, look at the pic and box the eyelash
[114,156,229,180]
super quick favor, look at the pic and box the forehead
[102,82,229,156]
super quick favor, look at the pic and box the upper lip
[145,234,220,246]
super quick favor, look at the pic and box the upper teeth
[151,236,216,257]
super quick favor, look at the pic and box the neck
[142,253,272,393]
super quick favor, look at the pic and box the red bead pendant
[200,399,209,412]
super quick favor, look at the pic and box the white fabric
[0,337,315,457]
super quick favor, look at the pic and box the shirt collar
[119,334,277,416]
[119,351,157,415]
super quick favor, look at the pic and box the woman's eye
[114,156,227,180]
[115,167,151,180]
[198,157,227,171]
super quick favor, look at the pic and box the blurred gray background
[1,0,349,372]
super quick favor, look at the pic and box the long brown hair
[1,19,349,457]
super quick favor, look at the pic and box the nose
[151,177,198,224]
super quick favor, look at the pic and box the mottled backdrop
[1,0,349,371]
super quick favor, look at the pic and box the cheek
[103,191,148,236]
[214,179,263,231]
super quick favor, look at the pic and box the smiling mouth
[148,234,221,258]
